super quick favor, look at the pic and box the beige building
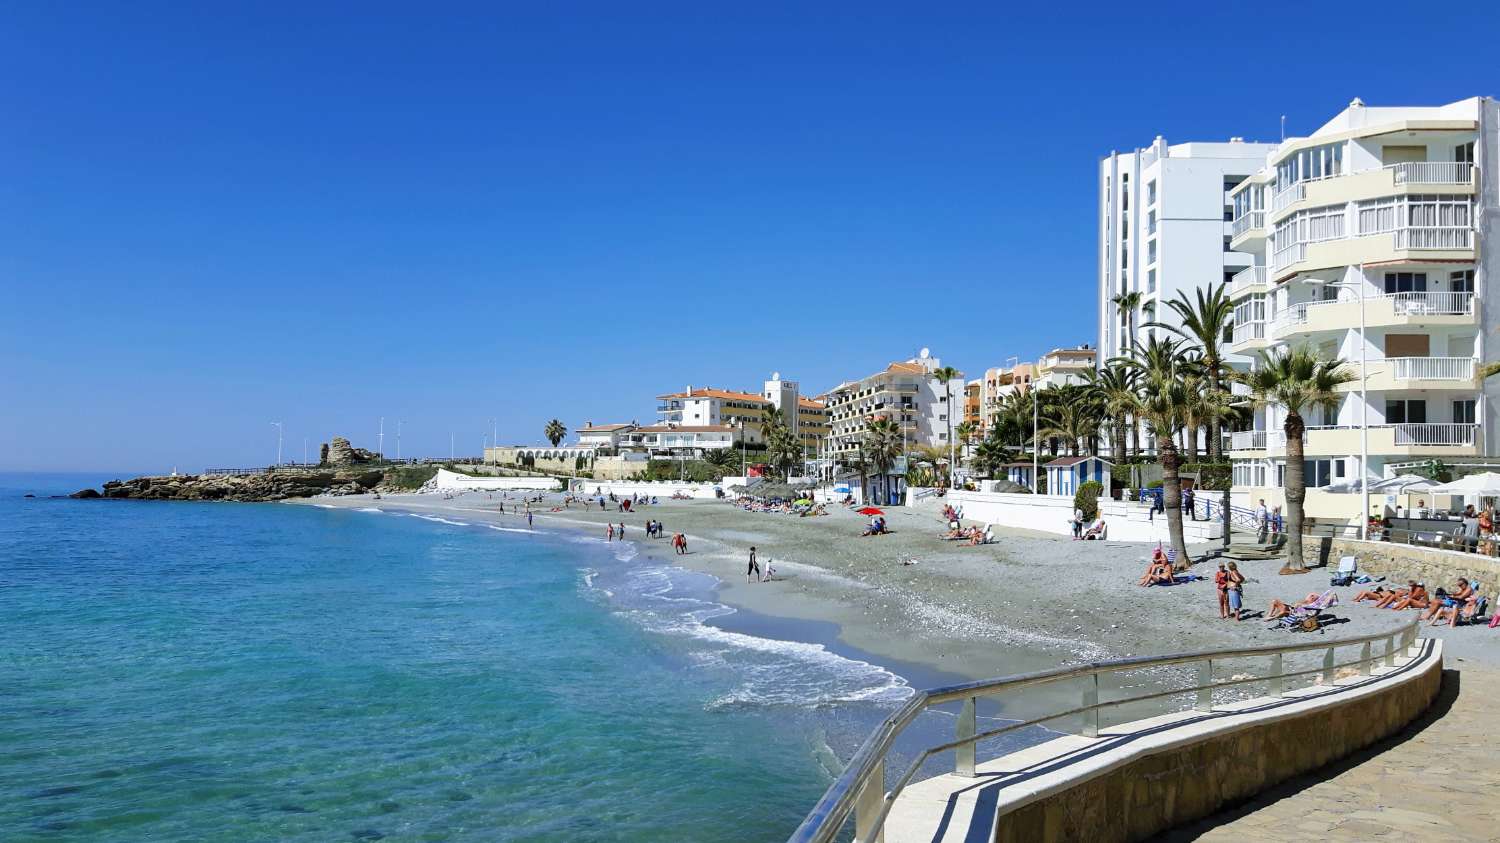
[655,373,828,453]
[1226,96,1499,524]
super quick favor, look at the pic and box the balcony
[1393,227,1473,250]
[1229,320,1267,351]
[1230,266,1267,296]
[1389,356,1476,381]
[1230,430,1267,451]
[1271,292,1474,339]
[1231,423,1479,458]
[1390,161,1474,185]
[1230,210,1265,238]
[1271,182,1305,213]
[1269,162,1475,222]
[1271,242,1306,272]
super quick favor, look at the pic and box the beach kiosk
[1045,456,1112,497]
[1000,462,1036,490]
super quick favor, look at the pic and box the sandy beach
[292,491,1499,686]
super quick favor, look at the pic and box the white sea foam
[409,514,470,527]
[314,504,337,509]
[485,525,535,534]
[589,565,910,710]
[357,507,383,513]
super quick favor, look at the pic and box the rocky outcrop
[69,488,101,499]
[94,469,385,502]
[323,436,379,467]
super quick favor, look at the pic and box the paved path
[1164,665,1500,841]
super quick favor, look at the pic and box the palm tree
[1116,336,1191,568]
[933,366,962,488]
[954,420,976,473]
[1112,291,1143,354]
[544,419,567,446]
[1038,384,1100,457]
[1242,348,1355,573]
[1153,281,1235,462]
[972,431,1012,479]
[1087,364,1139,462]
[863,417,904,505]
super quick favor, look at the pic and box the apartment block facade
[1099,137,1278,362]
[1226,96,1500,524]
[655,374,828,452]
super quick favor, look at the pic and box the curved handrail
[787,619,1421,843]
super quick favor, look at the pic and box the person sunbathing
[1424,579,1473,624]
[1352,585,1392,604]
[1082,518,1107,540]
[1374,582,1416,609]
[1267,591,1333,620]
[1388,582,1430,611]
[1137,549,1174,587]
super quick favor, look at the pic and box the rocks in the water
[68,489,101,499]
[90,468,386,502]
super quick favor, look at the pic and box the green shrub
[1147,479,1164,489]
[382,465,438,489]
[1074,480,1103,521]
[1182,462,1232,491]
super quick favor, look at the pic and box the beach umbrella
[1427,472,1500,496]
[857,506,884,516]
[1370,474,1438,494]
[793,498,812,506]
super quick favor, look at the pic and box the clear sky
[4,2,1498,472]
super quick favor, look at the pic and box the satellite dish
[772,371,780,380]
[919,348,930,359]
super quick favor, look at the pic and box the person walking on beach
[606,523,614,542]
[1255,499,1268,543]
[1071,506,1084,540]
[674,532,687,554]
[1183,487,1195,521]
[747,547,760,583]
[1225,562,1245,621]
[618,522,626,539]
[527,510,534,528]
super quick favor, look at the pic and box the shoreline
[292,490,1482,696]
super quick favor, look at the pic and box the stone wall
[993,648,1443,842]
[1328,538,1500,591]
[945,490,1223,543]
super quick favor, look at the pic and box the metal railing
[1231,321,1266,345]
[1230,430,1267,450]
[1271,241,1306,271]
[1389,161,1473,185]
[1394,226,1473,250]
[1271,181,1306,213]
[788,622,1424,843]
[1231,265,1267,293]
[1389,356,1476,381]
[1393,422,1478,446]
[1390,290,1473,316]
[1231,211,1265,238]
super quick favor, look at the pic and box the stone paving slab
[1163,665,1500,842]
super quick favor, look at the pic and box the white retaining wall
[430,469,562,492]
[566,479,726,499]
[946,490,1223,543]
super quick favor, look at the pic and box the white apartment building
[1035,345,1097,388]
[1226,96,1500,524]
[576,422,637,451]
[1099,137,1279,362]
[823,349,962,471]
[655,375,828,451]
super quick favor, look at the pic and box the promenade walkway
[1164,666,1499,842]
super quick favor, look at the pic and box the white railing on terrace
[1230,430,1266,450]
[1271,241,1306,271]
[1271,182,1305,213]
[1393,423,1478,447]
[1390,291,1473,316]
[1231,211,1265,238]
[1231,321,1265,344]
[1231,265,1266,293]
[1394,226,1473,250]
[1389,357,1476,381]
[1389,161,1473,185]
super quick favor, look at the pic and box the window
[1122,218,1129,240]
[1450,270,1474,293]
[1147,180,1157,205]
[1383,272,1428,294]
[1148,240,1157,264]
[1385,399,1427,424]
[1456,142,1475,164]
[1147,210,1156,235]
[1223,236,1232,252]
[1123,192,1129,212]
[1147,269,1156,294]
[1223,207,1234,222]
[1454,400,1476,425]
[1304,460,1334,489]
[1276,142,1344,190]
[1122,249,1128,269]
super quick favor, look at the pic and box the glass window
[1450,270,1474,293]
[1383,272,1428,294]
[1385,399,1427,424]
[1147,210,1156,235]
[1456,142,1475,164]
[1147,180,1157,205]
[1148,240,1157,264]
[1454,400,1476,425]
[1147,269,1156,293]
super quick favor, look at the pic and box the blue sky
[4,2,1498,472]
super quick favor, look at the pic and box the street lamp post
[271,422,283,466]
[396,420,403,461]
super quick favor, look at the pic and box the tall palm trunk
[1159,433,1189,570]
[1282,412,1308,573]
[1184,422,1199,464]
[1113,422,1127,466]
[1130,416,1141,460]
[1206,368,1223,462]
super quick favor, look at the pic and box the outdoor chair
[1269,591,1338,633]
[1330,556,1358,587]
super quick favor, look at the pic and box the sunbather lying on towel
[1386,581,1430,610]
[1137,548,1173,587]
[1267,591,1336,620]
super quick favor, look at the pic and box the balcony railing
[1390,291,1473,316]
[1231,321,1265,344]
[1271,182,1305,212]
[1270,241,1306,271]
[1230,430,1266,450]
[1393,226,1473,250]
[1389,357,1476,381]
[1389,161,1473,185]
[1231,211,1265,238]
[1393,423,1478,447]
[1231,265,1266,293]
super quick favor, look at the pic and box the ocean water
[0,474,929,842]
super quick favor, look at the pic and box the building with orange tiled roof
[654,373,827,454]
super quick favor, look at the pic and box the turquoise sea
[0,473,955,842]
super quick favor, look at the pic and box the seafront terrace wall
[1328,536,1500,590]
[791,627,1442,843]
[944,490,1223,543]
[566,479,727,499]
